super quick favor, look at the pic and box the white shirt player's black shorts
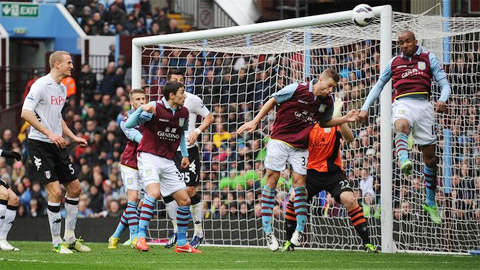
[174,145,201,187]
[306,169,353,203]
[28,139,77,184]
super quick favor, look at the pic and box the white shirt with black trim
[22,74,67,143]
[177,92,211,150]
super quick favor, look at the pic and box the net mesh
[139,12,480,253]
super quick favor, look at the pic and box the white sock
[0,207,17,240]
[64,197,79,244]
[191,202,203,238]
[0,201,6,240]
[47,202,62,247]
[165,200,178,233]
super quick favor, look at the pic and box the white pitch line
[0,258,49,263]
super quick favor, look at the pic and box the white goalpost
[131,5,480,254]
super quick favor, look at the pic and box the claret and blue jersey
[270,80,334,149]
[125,98,189,160]
[361,45,451,111]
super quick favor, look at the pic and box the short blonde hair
[49,51,70,69]
[129,88,145,98]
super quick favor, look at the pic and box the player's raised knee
[68,183,82,198]
[177,195,191,206]
[424,156,438,168]
[49,188,63,200]
[340,192,358,210]
[186,186,196,197]
[0,187,9,200]
[127,193,139,202]
[10,194,19,206]
[149,190,162,200]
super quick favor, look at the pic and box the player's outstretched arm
[125,102,155,128]
[179,129,190,169]
[62,119,88,147]
[339,122,354,142]
[331,97,354,142]
[323,110,359,127]
[359,58,394,122]
[429,53,451,113]
[21,109,66,148]
[188,113,214,145]
[120,121,143,143]
[237,98,277,134]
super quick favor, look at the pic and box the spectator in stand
[100,22,114,35]
[132,19,148,35]
[166,19,182,34]
[11,161,25,184]
[23,70,42,100]
[150,21,162,35]
[139,0,152,15]
[1,130,15,165]
[123,13,137,33]
[131,3,146,21]
[92,12,105,31]
[96,1,108,16]
[109,0,127,12]
[104,4,126,26]
[115,22,130,35]
[116,55,128,74]
[62,76,77,99]
[78,6,93,27]
[66,4,78,21]
[79,64,97,103]
[78,198,94,218]
[359,168,375,198]
[101,62,124,96]
[154,8,170,34]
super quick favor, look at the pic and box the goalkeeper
[283,97,377,253]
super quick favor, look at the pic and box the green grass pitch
[0,242,478,270]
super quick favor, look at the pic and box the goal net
[135,10,480,253]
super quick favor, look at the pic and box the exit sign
[2,3,39,17]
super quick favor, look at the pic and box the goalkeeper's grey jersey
[177,92,211,150]
[22,74,67,143]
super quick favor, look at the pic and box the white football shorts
[392,98,436,146]
[120,164,143,191]
[264,139,308,175]
[137,152,186,197]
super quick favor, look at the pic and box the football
[352,4,375,27]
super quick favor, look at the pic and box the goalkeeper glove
[1,150,22,161]
[332,97,344,118]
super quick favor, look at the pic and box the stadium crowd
[1,1,479,225]
[65,0,183,37]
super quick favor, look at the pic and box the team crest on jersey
[179,118,185,127]
[45,171,51,179]
[418,61,426,70]
[318,104,326,113]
